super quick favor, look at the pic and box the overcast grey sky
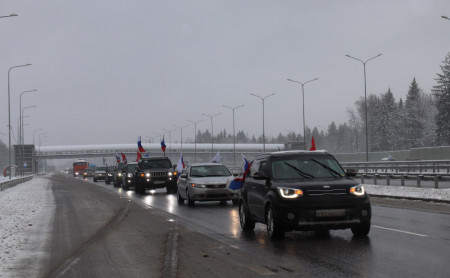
[1,0,449,146]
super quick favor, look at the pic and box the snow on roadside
[0,176,54,278]
[364,184,450,201]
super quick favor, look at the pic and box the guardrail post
[417,175,422,188]
[374,174,378,185]
[387,175,390,186]
[361,174,365,184]
[434,175,439,189]
[401,175,405,187]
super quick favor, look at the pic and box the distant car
[122,162,138,190]
[105,166,116,184]
[93,166,107,182]
[82,168,94,179]
[239,151,371,239]
[113,162,125,187]
[177,163,238,206]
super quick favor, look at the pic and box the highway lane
[86,176,450,277]
[45,174,450,277]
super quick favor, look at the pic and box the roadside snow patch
[365,184,450,201]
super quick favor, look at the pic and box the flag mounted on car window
[309,136,316,151]
[137,136,146,153]
[121,152,127,164]
[176,152,185,173]
[211,150,221,163]
[161,136,166,155]
[115,152,121,163]
[229,154,251,190]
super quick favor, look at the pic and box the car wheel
[124,184,129,191]
[232,199,239,206]
[220,200,227,205]
[177,190,185,205]
[351,222,370,237]
[239,201,255,231]
[93,178,97,182]
[105,180,110,185]
[266,205,285,239]
[186,190,195,207]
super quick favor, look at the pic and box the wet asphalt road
[48,174,450,277]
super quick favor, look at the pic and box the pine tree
[405,78,424,148]
[432,53,450,145]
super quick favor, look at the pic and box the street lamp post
[222,104,244,166]
[19,89,37,146]
[202,113,221,155]
[346,53,382,162]
[33,129,43,145]
[187,120,203,162]
[8,63,32,179]
[174,124,189,152]
[250,93,275,153]
[287,78,318,149]
[442,15,450,20]
[21,105,36,176]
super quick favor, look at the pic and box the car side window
[259,161,268,175]
[249,160,261,176]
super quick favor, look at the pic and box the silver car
[177,163,239,206]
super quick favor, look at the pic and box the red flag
[121,152,127,164]
[309,136,316,151]
[137,136,146,153]
[136,151,142,162]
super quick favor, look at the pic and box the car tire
[186,190,195,207]
[93,178,97,182]
[177,190,185,205]
[351,222,370,237]
[266,205,285,239]
[124,184,129,191]
[232,199,239,206]
[105,180,110,185]
[239,201,255,231]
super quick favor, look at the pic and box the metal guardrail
[341,160,450,189]
[0,176,34,192]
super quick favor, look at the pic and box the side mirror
[253,171,269,180]
[346,169,358,177]
[232,170,239,177]
[180,174,187,179]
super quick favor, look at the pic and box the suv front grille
[151,171,167,177]
[307,189,347,196]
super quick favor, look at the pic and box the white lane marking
[373,225,428,237]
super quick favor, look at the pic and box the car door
[245,159,269,222]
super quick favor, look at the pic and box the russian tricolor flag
[176,152,185,173]
[229,154,251,190]
[161,136,166,155]
[137,136,146,153]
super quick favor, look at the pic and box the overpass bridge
[34,143,286,168]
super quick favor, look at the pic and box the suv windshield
[96,166,107,171]
[271,155,345,181]
[190,165,231,177]
[141,159,172,169]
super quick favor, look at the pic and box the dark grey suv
[239,151,371,239]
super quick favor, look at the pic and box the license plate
[154,181,165,185]
[316,209,346,218]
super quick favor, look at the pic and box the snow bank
[365,184,450,201]
[0,176,54,277]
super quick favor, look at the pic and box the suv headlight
[278,187,303,199]
[168,172,173,176]
[118,173,122,177]
[350,185,365,196]
[127,173,133,178]
[145,173,151,178]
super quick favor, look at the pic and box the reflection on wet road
[90,179,450,277]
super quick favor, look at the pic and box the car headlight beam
[350,185,365,196]
[278,187,303,199]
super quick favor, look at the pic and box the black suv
[122,162,138,190]
[239,151,371,239]
[135,157,178,194]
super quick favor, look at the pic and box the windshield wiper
[310,159,342,177]
[284,162,314,179]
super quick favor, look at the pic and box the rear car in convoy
[122,162,138,190]
[177,163,239,206]
[239,150,371,239]
[93,165,107,182]
[82,168,94,179]
[134,157,177,194]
